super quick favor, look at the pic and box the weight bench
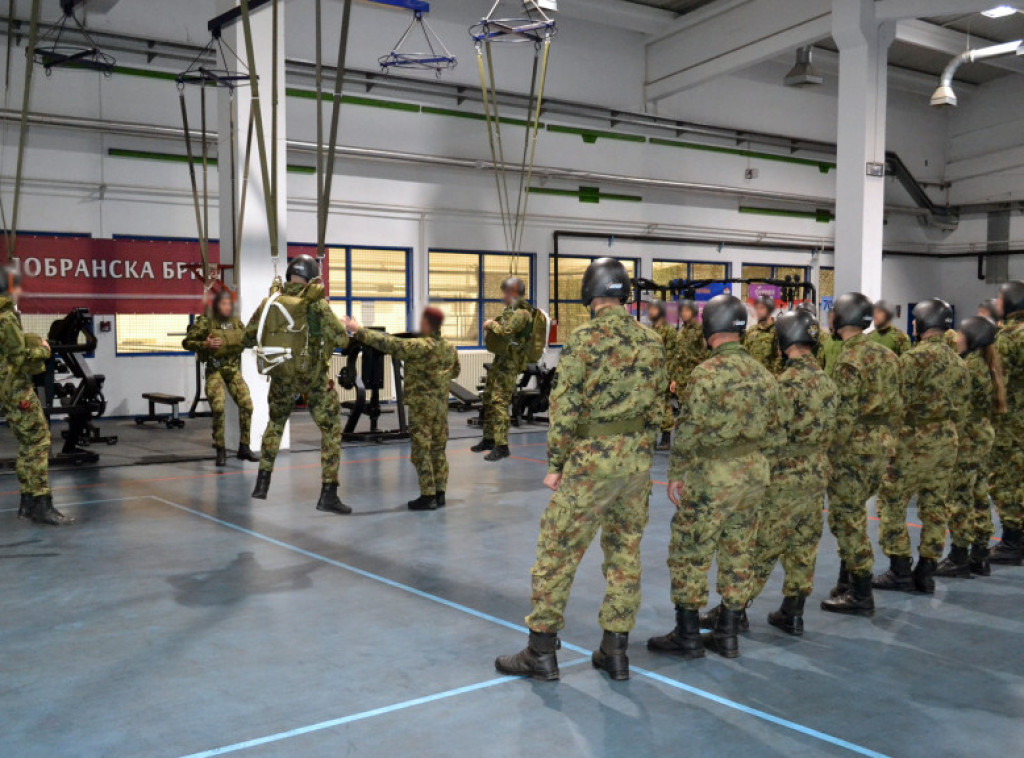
[449,380,482,412]
[135,393,187,429]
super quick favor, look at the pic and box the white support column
[832,0,894,301]
[219,2,289,453]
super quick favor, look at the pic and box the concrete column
[218,2,289,453]
[832,0,894,300]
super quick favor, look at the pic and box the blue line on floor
[149,496,889,758]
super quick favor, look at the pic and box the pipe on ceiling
[931,39,1023,107]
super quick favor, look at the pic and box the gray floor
[2,430,1022,758]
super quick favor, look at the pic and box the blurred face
[419,315,431,334]
[681,306,697,323]
[215,296,233,320]
[873,308,888,328]
[502,286,516,306]
[648,306,664,324]
[755,304,771,322]
[956,331,968,354]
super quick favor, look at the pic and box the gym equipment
[378,3,457,75]
[31,0,116,76]
[135,394,187,430]
[510,363,554,426]
[630,276,818,322]
[337,329,410,443]
[188,357,213,419]
[449,380,482,412]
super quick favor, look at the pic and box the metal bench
[135,393,187,429]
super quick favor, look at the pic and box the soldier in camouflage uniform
[344,307,460,511]
[820,293,902,617]
[938,317,1004,578]
[647,301,680,450]
[474,277,533,462]
[182,289,260,466]
[495,258,665,682]
[819,309,844,373]
[675,298,708,388]
[873,299,967,594]
[648,294,776,660]
[869,300,912,356]
[988,281,1024,565]
[743,293,783,374]
[0,267,72,526]
[242,255,351,515]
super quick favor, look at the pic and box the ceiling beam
[557,0,677,35]
[896,19,1024,75]
[874,0,999,22]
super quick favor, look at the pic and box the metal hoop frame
[469,1,557,44]
[379,10,457,74]
[31,6,116,76]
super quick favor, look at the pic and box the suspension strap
[476,44,511,251]
[318,0,354,258]
[178,87,210,279]
[233,102,256,280]
[484,40,514,249]
[510,45,541,252]
[514,38,551,252]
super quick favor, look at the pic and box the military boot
[970,542,992,576]
[316,483,352,515]
[215,447,228,467]
[768,596,805,636]
[484,445,510,462]
[237,444,260,462]
[251,471,271,500]
[655,432,671,451]
[699,604,749,633]
[912,557,938,594]
[647,606,705,659]
[830,561,851,598]
[936,545,972,578]
[407,494,438,511]
[702,605,742,659]
[495,631,560,681]
[435,491,446,508]
[872,555,914,592]
[30,495,75,526]
[471,438,495,453]
[17,493,33,520]
[820,572,874,617]
[591,631,629,681]
[990,528,1024,565]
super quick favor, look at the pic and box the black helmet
[832,292,874,331]
[501,276,526,297]
[286,254,320,283]
[775,309,821,355]
[581,257,630,306]
[0,265,22,296]
[998,280,1024,318]
[702,294,748,341]
[979,298,999,320]
[913,298,954,334]
[795,301,818,317]
[960,316,998,354]
[874,299,896,321]
[678,298,697,317]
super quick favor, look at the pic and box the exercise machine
[337,329,410,443]
[510,363,554,427]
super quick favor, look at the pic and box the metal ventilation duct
[784,46,823,88]
[931,39,1023,107]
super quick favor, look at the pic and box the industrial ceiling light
[982,5,1019,18]
[784,46,823,88]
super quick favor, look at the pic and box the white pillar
[219,2,289,453]
[832,0,894,301]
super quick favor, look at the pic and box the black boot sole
[646,638,705,659]
[768,614,803,636]
[701,634,739,659]
[494,660,559,681]
[317,503,353,515]
[935,565,972,579]
[970,562,991,576]
[591,651,629,681]
[819,601,874,617]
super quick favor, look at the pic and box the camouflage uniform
[652,321,681,432]
[748,354,837,600]
[876,335,967,560]
[667,341,776,612]
[869,325,912,356]
[676,320,708,383]
[0,298,51,497]
[990,314,1024,532]
[819,332,843,373]
[182,314,253,449]
[356,327,460,497]
[482,299,532,446]
[526,306,666,634]
[947,351,996,548]
[242,282,348,484]
[826,334,903,575]
[743,319,783,374]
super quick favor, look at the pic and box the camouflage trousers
[748,469,827,601]
[877,424,957,561]
[482,360,519,446]
[659,391,675,433]
[259,375,341,484]
[527,469,651,634]
[990,425,1024,532]
[947,432,995,549]
[827,427,893,575]
[668,453,770,611]
[1,382,51,497]
[409,399,449,496]
[207,366,253,449]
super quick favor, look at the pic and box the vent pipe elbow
[931,40,1023,107]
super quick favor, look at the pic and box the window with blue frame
[323,246,412,334]
[740,263,810,301]
[116,314,192,355]
[550,255,637,340]
[428,250,534,347]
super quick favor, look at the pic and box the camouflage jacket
[676,320,708,385]
[768,353,838,483]
[899,334,968,431]
[182,314,246,373]
[996,313,1024,433]
[355,327,460,405]
[547,306,666,478]
[959,350,996,462]
[818,332,843,373]
[828,332,903,448]
[670,341,777,480]
[242,281,349,384]
[0,297,50,398]
[743,319,783,374]
[652,321,681,383]
[870,325,911,356]
[486,299,533,373]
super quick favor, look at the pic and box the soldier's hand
[667,480,685,507]
[206,336,224,349]
[342,315,361,333]
[41,339,50,351]
[483,319,496,331]
[543,472,562,492]
[669,380,678,394]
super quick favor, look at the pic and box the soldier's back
[997,319,1024,421]
[835,335,901,419]
[688,344,776,448]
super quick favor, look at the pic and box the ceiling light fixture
[982,5,1019,18]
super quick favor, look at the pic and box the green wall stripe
[651,138,835,173]
[546,125,646,144]
[739,206,834,223]
[529,186,642,204]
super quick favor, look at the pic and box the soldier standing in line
[937,316,1005,577]
[743,293,782,373]
[869,300,912,356]
[674,298,708,387]
[0,267,73,526]
[343,307,460,512]
[646,301,680,451]
[242,255,351,515]
[979,298,1000,323]
[182,289,260,467]
[987,281,1024,565]
[494,258,665,682]
[647,294,776,660]
[819,293,902,617]
[873,299,968,594]
[819,309,844,373]
[473,276,533,462]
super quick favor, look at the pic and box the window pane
[691,263,728,281]
[327,247,347,295]
[329,301,349,320]
[742,265,772,301]
[483,254,531,299]
[557,303,592,338]
[351,248,407,299]
[484,301,506,323]
[653,261,687,287]
[820,267,834,298]
[775,266,806,284]
[435,301,479,347]
[351,300,408,334]
[20,314,61,339]
[116,314,191,355]
[548,257,592,302]
[429,252,480,301]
